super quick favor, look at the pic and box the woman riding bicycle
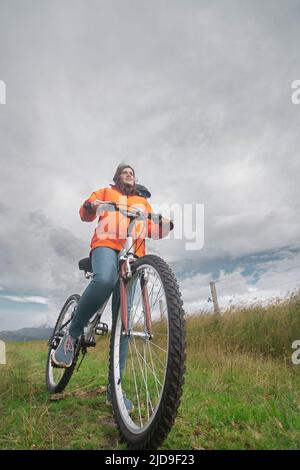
[52,163,174,388]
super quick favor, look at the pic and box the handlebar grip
[147,213,174,230]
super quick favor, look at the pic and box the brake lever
[95,201,117,214]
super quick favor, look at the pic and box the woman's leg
[69,247,119,339]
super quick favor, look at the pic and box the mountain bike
[45,201,186,450]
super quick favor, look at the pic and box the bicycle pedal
[95,322,108,336]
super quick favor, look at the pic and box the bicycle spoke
[147,341,161,399]
[128,342,143,427]
[131,336,154,416]
[145,342,168,370]
[151,287,163,311]
[132,340,164,389]
[146,340,168,355]
[130,275,144,324]
[148,272,159,308]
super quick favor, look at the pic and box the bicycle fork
[119,260,152,337]
[120,261,130,335]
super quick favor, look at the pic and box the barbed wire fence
[206,264,300,315]
[184,267,300,351]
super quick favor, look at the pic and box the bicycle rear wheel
[45,294,82,393]
[109,254,186,450]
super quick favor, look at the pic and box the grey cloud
[0,0,300,326]
[0,209,87,305]
[0,202,8,214]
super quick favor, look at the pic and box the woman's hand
[161,217,174,230]
[83,199,104,214]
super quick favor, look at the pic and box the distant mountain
[0,325,53,342]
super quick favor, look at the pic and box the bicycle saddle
[78,257,92,272]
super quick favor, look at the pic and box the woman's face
[119,167,135,186]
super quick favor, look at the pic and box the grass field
[1,293,300,450]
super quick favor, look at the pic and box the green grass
[1,293,300,449]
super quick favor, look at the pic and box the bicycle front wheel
[109,254,186,450]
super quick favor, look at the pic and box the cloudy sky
[0,0,300,330]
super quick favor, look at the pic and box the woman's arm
[79,188,105,222]
[145,200,174,240]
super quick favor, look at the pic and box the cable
[124,215,148,257]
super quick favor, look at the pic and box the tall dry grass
[186,291,300,361]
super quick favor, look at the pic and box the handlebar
[94,200,172,226]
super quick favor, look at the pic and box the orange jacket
[80,185,171,258]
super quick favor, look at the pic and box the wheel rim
[48,298,78,388]
[113,264,169,433]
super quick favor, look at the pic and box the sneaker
[51,334,77,368]
[106,384,134,414]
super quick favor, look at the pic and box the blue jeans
[69,246,137,377]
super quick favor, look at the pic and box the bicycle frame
[116,214,152,338]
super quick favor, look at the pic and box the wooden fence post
[209,281,221,315]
